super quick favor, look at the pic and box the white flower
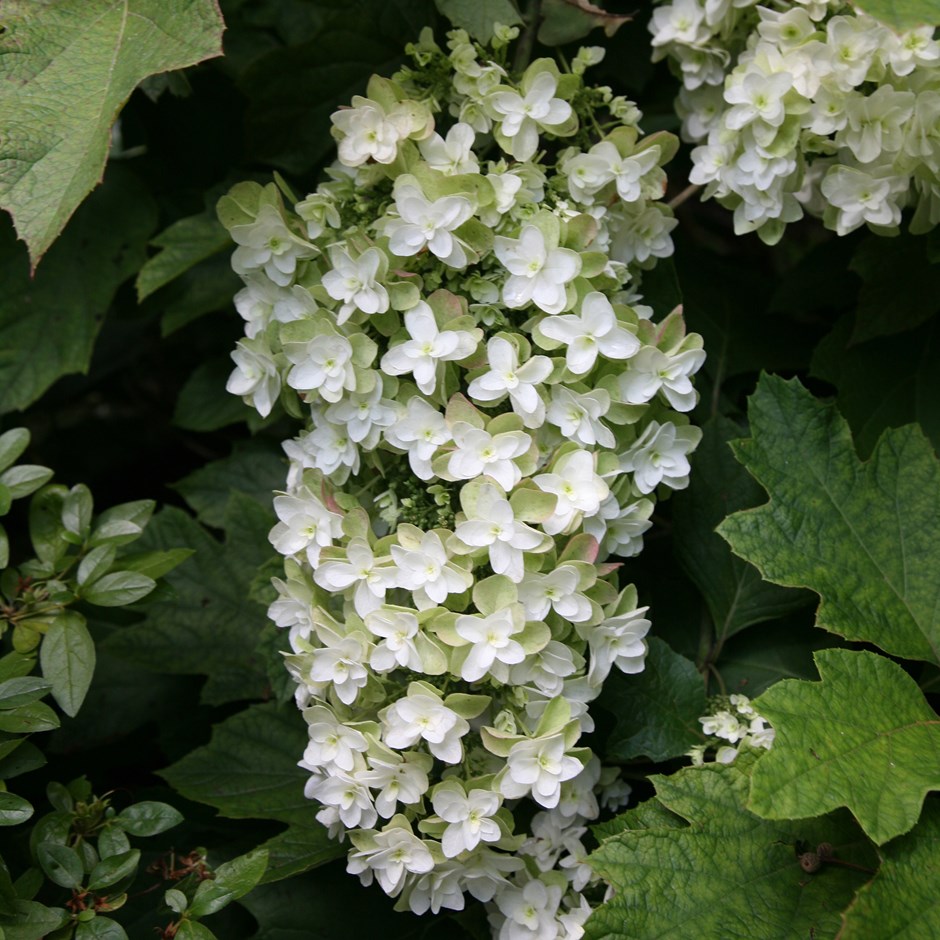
[384,178,475,267]
[418,122,479,175]
[364,606,423,673]
[381,302,478,395]
[489,71,573,161]
[382,690,470,764]
[269,487,343,566]
[701,709,748,742]
[518,566,592,623]
[390,528,472,606]
[649,0,708,50]
[546,386,615,447]
[331,96,419,166]
[358,751,431,817]
[308,771,377,829]
[453,482,552,582]
[724,71,794,135]
[455,607,527,682]
[284,331,356,402]
[495,877,565,939]
[447,421,531,492]
[384,396,452,480]
[432,784,503,857]
[301,414,360,482]
[230,204,313,286]
[321,245,390,325]
[584,495,654,558]
[609,201,678,263]
[403,860,467,915]
[509,641,579,696]
[826,15,880,90]
[347,826,435,897]
[226,337,281,417]
[315,537,397,616]
[301,705,369,773]
[500,735,583,809]
[538,291,640,375]
[308,632,371,705]
[619,420,702,494]
[324,379,397,447]
[467,337,553,428]
[618,345,706,412]
[493,225,582,315]
[534,451,609,535]
[820,165,904,235]
[579,605,651,686]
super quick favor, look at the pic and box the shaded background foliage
[1,0,938,937]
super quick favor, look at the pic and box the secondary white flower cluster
[222,26,705,938]
[688,693,774,765]
[650,0,940,241]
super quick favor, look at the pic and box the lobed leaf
[0,0,224,266]
[839,801,940,937]
[600,637,707,762]
[587,757,876,939]
[749,648,940,845]
[719,374,940,665]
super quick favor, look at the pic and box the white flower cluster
[650,0,940,241]
[688,693,775,765]
[222,26,705,938]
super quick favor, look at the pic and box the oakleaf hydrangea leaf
[587,757,875,939]
[851,1,940,30]
[718,374,940,665]
[434,0,523,42]
[749,648,940,845]
[601,637,707,762]
[673,417,811,645]
[839,801,940,938]
[0,0,224,267]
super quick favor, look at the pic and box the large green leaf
[848,233,940,343]
[101,494,273,705]
[851,0,940,30]
[136,211,232,302]
[587,757,875,940]
[0,169,156,414]
[0,0,224,266]
[172,439,286,529]
[718,374,940,665]
[161,702,343,882]
[811,316,940,457]
[749,649,940,845]
[600,638,707,762]
[434,0,522,41]
[672,417,811,648]
[839,801,940,938]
